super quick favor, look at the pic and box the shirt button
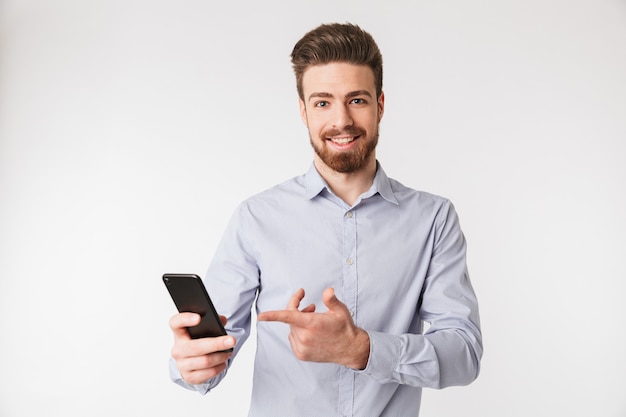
[346,258,353,265]
[346,211,353,218]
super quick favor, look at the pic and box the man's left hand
[258,287,370,370]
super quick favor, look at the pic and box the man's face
[299,62,384,174]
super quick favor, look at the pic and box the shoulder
[386,178,464,240]
[236,174,306,214]
[388,176,451,208]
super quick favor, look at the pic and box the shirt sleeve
[169,202,260,394]
[358,201,483,389]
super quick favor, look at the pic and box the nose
[332,104,353,129]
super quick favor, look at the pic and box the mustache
[321,126,366,138]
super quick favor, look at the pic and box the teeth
[330,137,354,144]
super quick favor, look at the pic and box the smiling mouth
[328,136,359,145]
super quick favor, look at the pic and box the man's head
[292,23,385,175]
[291,23,383,102]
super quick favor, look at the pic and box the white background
[1,1,625,416]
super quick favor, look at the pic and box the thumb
[322,287,344,311]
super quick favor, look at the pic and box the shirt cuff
[355,330,402,383]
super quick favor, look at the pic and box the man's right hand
[169,312,236,385]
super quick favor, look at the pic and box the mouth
[321,127,366,150]
[326,134,361,148]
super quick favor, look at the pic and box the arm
[169,203,261,393]
[362,201,482,388]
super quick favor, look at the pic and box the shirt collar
[304,163,327,199]
[304,161,399,206]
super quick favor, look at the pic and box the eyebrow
[307,90,373,102]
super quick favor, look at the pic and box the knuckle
[171,344,184,360]
[293,347,307,361]
[209,362,227,378]
[198,354,216,370]
[169,315,181,330]
[183,372,202,385]
[299,332,314,346]
[291,342,309,360]
[171,339,195,359]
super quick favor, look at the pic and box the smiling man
[168,23,483,417]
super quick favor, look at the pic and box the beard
[309,125,379,173]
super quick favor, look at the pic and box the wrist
[345,328,370,370]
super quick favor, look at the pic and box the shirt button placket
[339,208,357,416]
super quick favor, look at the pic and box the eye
[315,101,329,108]
[350,98,366,105]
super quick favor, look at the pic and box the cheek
[307,117,326,135]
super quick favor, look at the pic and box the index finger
[257,309,307,326]
[169,312,200,339]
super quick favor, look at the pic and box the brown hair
[291,23,383,101]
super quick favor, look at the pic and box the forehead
[301,62,376,98]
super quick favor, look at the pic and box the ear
[299,98,308,125]
[377,91,385,122]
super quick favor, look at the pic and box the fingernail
[224,337,235,348]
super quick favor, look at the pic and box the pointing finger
[258,309,303,325]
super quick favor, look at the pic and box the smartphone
[162,273,232,351]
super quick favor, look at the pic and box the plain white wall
[1,1,625,416]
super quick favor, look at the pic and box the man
[169,23,482,416]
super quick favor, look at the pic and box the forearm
[358,327,482,389]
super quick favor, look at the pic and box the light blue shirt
[170,162,483,417]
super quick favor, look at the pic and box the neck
[314,156,377,206]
